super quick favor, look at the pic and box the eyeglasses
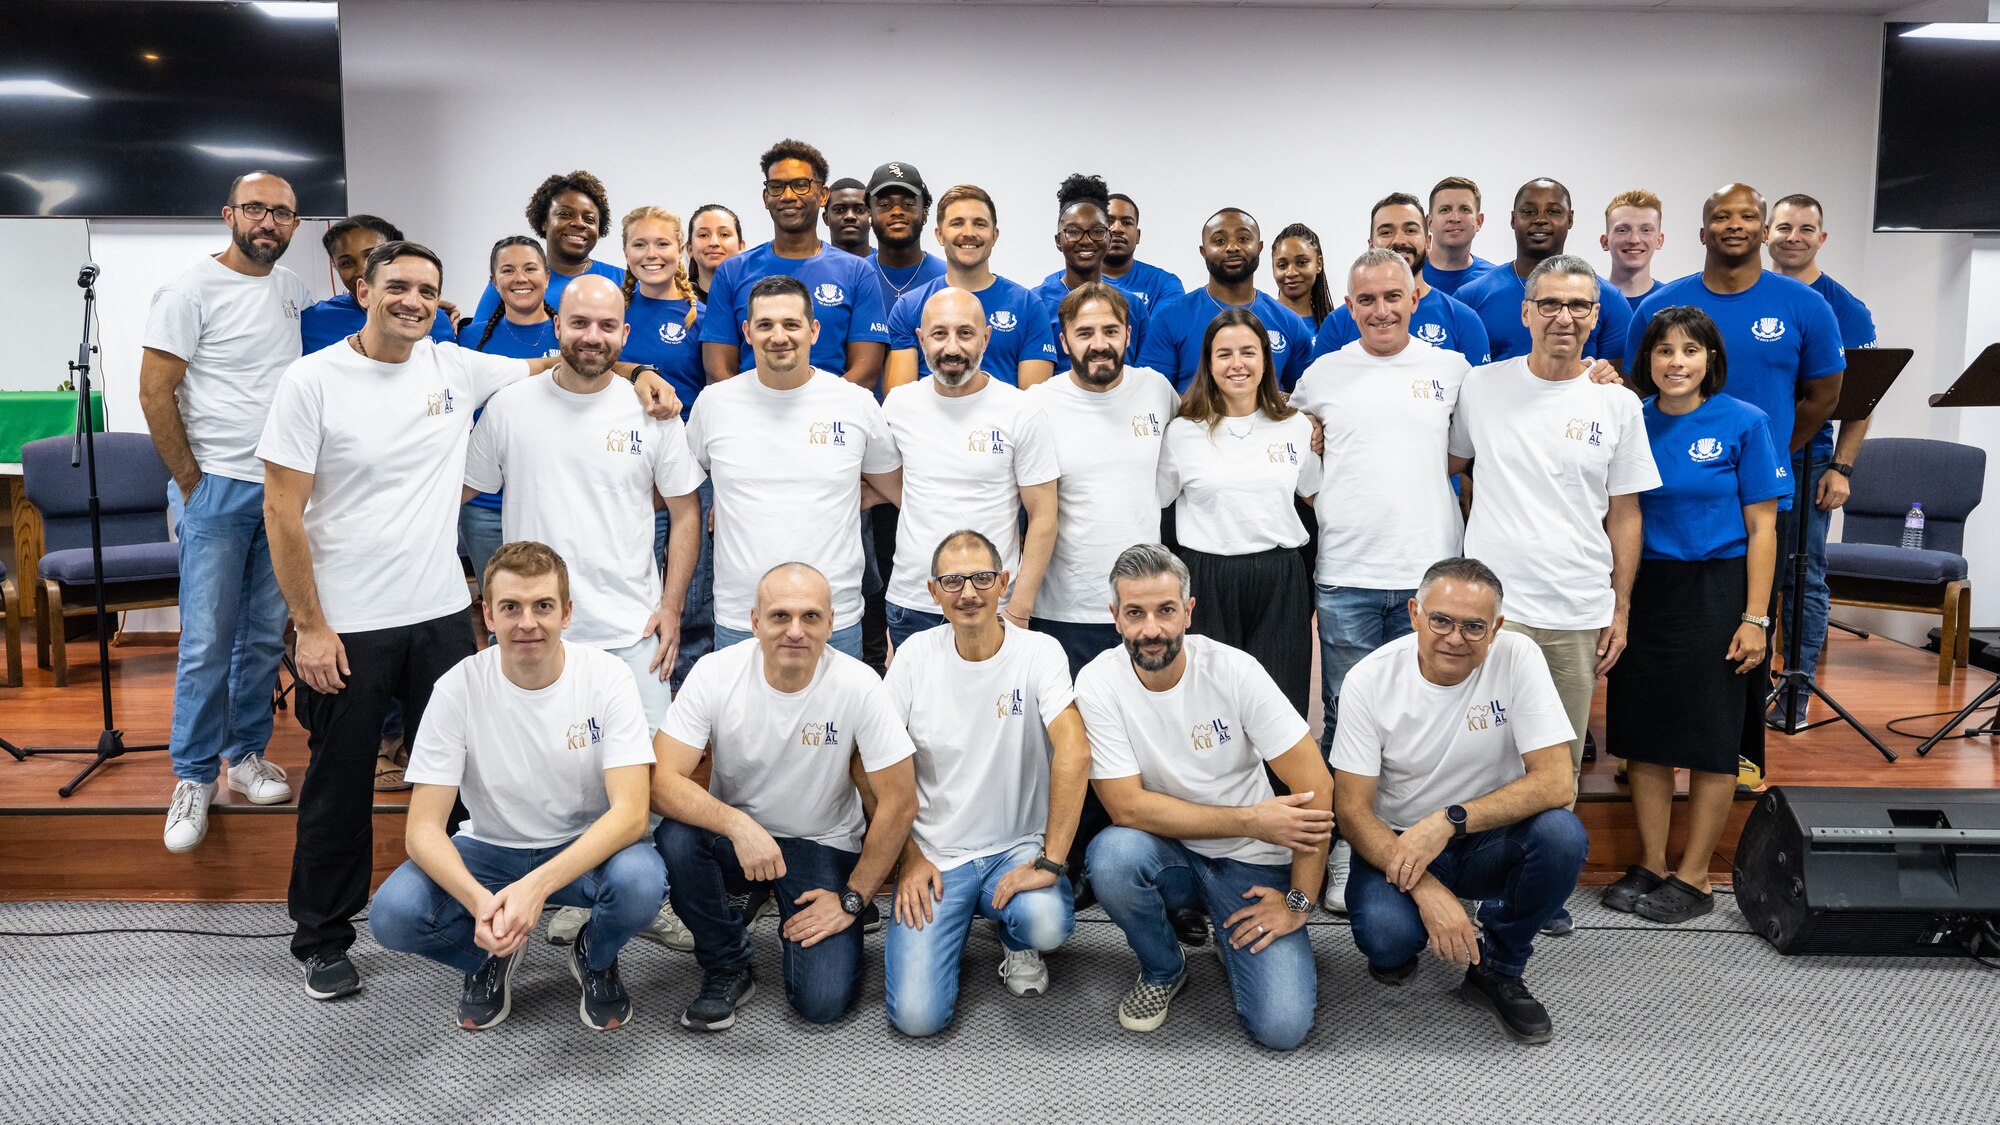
[1058,224,1110,244]
[1531,298,1597,320]
[763,177,823,199]
[1424,612,1490,642]
[932,571,999,593]
[231,202,298,226]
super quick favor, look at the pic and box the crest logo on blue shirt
[812,283,845,307]
[801,721,840,747]
[661,322,688,345]
[989,310,1018,332]
[1267,330,1287,353]
[1751,317,1788,343]
[1415,323,1448,345]
[426,389,456,417]
[996,689,1024,717]
[1689,437,1724,463]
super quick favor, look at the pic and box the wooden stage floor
[3,624,1996,901]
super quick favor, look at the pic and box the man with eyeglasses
[1033,174,1152,376]
[1332,556,1587,1044]
[1457,179,1634,363]
[1306,193,1492,366]
[1138,208,1314,393]
[142,171,313,853]
[1100,193,1187,314]
[863,161,945,318]
[700,138,890,392]
[882,288,1058,648]
[881,529,1090,1034]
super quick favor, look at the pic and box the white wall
[0,220,92,393]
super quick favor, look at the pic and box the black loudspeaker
[1734,786,2000,955]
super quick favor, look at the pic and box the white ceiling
[529,0,1920,12]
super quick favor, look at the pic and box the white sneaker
[638,903,695,952]
[999,948,1049,997]
[163,780,216,853]
[226,754,292,805]
[1322,839,1352,914]
[547,906,589,946]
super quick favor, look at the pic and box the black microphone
[77,261,100,288]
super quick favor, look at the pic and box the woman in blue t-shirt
[456,236,558,595]
[1604,306,1788,925]
[1272,223,1333,337]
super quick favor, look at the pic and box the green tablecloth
[0,391,105,463]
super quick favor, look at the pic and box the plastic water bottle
[1902,502,1926,549]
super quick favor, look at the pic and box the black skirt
[1606,556,1753,776]
[1178,544,1314,720]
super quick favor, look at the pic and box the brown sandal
[373,737,412,792]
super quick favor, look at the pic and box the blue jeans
[167,475,288,783]
[1086,827,1317,1050]
[370,836,665,976]
[1315,584,1416,755]
[883,841,1076,1037]
[713,621,863,662]
[1346,808,1587,978]
[1031,617,1120,678]
[884,602,945,650]
[1774,448,1831,694]
[655,821,864,1024]
[457,500,503,595]
[653,479,715,688]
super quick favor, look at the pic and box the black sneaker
[1170,908,1209,948]
[680,967,757,1032]
[302,950,361,1001]
[1367,955,1420,987]
[1459,963,1553,1044]
[730,886,774,928]
[458,951,519,1030]
[861,900,884,934]
[566,923,632,1031]
[1581,730,1598,763]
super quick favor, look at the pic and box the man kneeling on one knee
[1331,556,1588,1045]
[371,542,666,1031]
[1077,544,1334,1051]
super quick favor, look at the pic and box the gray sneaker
[1116,970,1186,1033]
[637,903,695,952]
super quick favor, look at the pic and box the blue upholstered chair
[1824,437,1984,685]
[20,434,180,687]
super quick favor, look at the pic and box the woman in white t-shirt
[1155,308,1322,717]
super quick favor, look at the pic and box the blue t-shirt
[621,293,706,418]
[299,292,454,354]
[1629,271,1844,472]
[887,275,1057,386]
[1308,288,1492,366]
[867,250,947,315]
[1032,273,1152,375]
[468,259,626,326]
[1422,255,1496,297]
[1137,288,1314,392]
[699,242,891,375]
[1622,280,1664,313]
[1806,273,1878,457]
[1638,393,1791,561]
[454,315,558,511]
[1459,263,1635,364]
[1101,259,1187,314]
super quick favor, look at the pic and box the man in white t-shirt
[882,288,1058,648]
[140,171,315,853]
[369,543,664,1032]
[652,562,918,1030]
[684,276,903,662]
[1077,544,1333,1050]
[1331,557,1587,1044]
[882,530,1090,1035]
[258,241,679,1001]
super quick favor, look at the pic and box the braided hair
[619,206,698,327]
[1273,222,1335,325]
[475,236,556,351]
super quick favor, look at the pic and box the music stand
[1912,343,2000,756]
[1768,347,1911,763]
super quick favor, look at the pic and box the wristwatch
[1830,462,1854,478]
[839,889,865,916]
[1742,613,1772,628]
[1285,888,1312,914]
[1446,804,1469,838]
[1033,854,1070,878]
[629,363,662,380]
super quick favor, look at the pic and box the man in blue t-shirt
[1136,207,1314,392]
[300,215,456,353]
[1602,190,1666,311]
[1458,178,1633,363]
[699,139,891,391]
[467,171,627,326]
[1423,176,1499,297]
[825,177,873,259]
[1309,192,1491,366]
[863,161,946,317]
[886,184,1056,389]
[1100,193,1187,314]
[1035,174,1152,375]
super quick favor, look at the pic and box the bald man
[652,563,919,1030]
[880,288,1059,647]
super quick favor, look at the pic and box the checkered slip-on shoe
[1117,971,1186,1033]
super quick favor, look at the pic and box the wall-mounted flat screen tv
[1876,23,2000,233]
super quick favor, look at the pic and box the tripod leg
[1799,677,1897,762]
[1914,675,2000,757]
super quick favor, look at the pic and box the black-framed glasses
[1424,612,1490,642]
[231,201,299,226]
[1531,298,1597,320]
[933,571,1000,593]
[763,177,823,198]
[1058,224,1110,244]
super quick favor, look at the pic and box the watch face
[841,890,864,915]
[1286,889,1312,913]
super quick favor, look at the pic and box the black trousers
[288,609,476,961]
[1179,544,1315,720]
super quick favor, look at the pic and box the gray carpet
[1,893,1994,1125]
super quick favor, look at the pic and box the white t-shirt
[1448,358,1661,630]
[1076,635,1310,866]
[463,376,705,649]
[661,639,916,851]
[1156,410,1319,554]
[142,256,315,483]
[883,379,1060,613]
[256,339,526,633]
[684,370,900,633]
[1023,368,1181,623]
[884,624,1076,869]
[1290,340,1470,589]
[1329,630,1574,831]
[405,644,658,850]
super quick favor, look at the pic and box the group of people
[130,137,1877,1049]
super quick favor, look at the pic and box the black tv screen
[1876,23,2000,232]
[0,1,345,219]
